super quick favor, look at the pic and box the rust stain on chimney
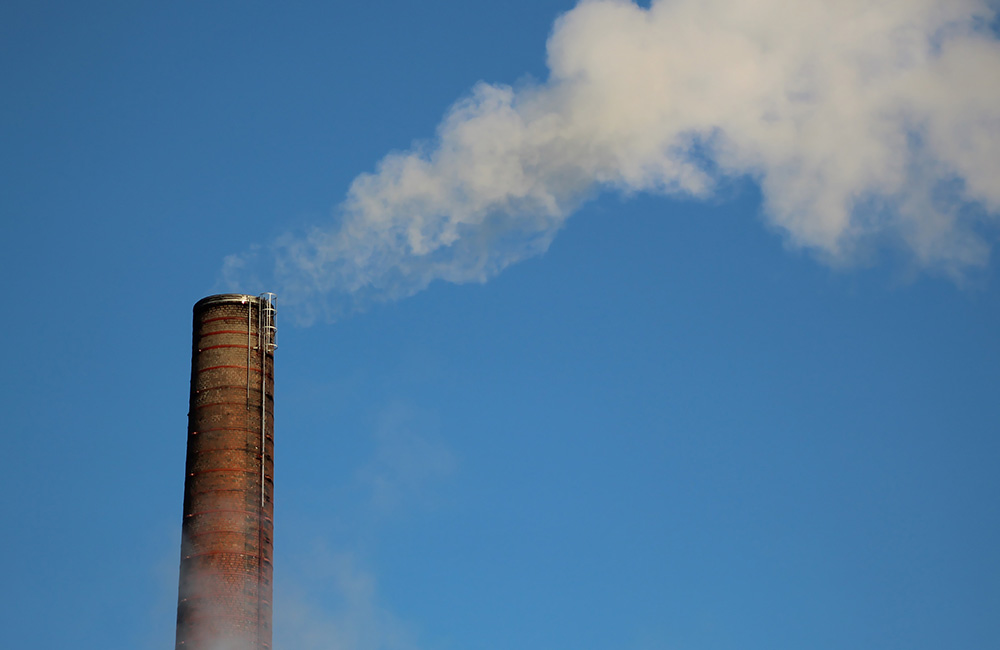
[176,293,277,650]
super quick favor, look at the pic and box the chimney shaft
[176,293,276,650]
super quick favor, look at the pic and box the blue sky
[2,1,999,649]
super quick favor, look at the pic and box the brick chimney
[176,293,276,650]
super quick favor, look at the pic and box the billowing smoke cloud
[225,0,1000,319]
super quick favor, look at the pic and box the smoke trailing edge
[223,0,1000,322]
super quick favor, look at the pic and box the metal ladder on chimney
[256,292,276,509]
[255,292,277,650]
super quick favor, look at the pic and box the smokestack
[176,293,277,650]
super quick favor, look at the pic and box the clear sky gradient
[2,2,999,649]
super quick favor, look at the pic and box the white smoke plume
[225,0,1000,319]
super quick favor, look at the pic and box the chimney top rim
[194,293,274,311]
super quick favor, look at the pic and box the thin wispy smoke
[272,401,451,650]
[225,0,1000,319]
[358,403,457,513]
[275,550,417,650]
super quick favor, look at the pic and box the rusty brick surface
[176,295,274,650]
